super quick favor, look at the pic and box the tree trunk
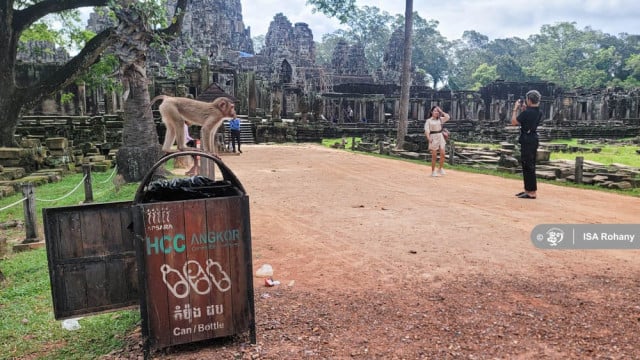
[396,0,413,150]
[0,53,20,147]
[0,101,20,147]
[116,65,163,182]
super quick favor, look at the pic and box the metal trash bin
[132,151,255,353]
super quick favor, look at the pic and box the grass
[0,248,139,360]
[0,168,139,223]
[0,167,141,360]
[548,139,640,168]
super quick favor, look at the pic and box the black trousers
[521,142,538,191]
[230,129,241,151]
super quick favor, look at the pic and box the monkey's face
[214,98,237,118]
[228,102,236,118]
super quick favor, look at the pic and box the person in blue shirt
[228,117,242,153]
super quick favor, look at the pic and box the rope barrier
[0,166,118,213]
[93,165,118,184]
[0,197,27,212]
[35,174,88,203]
[93,183,119,199]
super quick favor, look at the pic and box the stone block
[48,149,67,156]
[13,241,45,252]
[84,155,106,163]
[20,138,41,148]
[45,137,68,150]
[536,170,557,180]
[91,163,109,172]
[0,147,29,159]
[399,152,422,160]
[609,181,633,190]
[536,149,551,162]
[0,167,26,181]
[0,185,15,198]
[18,175,50,186]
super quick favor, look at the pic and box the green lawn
[547,139,640,167]
[0,168,140,360]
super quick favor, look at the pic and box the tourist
[229,117,242,153]
[511,90,543,199]
[184,120,199,175]
[424,105,450,177]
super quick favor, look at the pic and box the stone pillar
[78,82,86,116]
[394,99,400,121]
[200,58,210,90]
[248,72,257,117]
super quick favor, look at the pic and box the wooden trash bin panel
[43,201,138,319]
[133,151,255,352]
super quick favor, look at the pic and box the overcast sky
[242,0,640,41]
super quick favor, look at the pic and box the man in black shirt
[511,90,542,199]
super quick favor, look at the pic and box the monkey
[149,95,237,155]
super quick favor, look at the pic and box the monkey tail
[145,95,167,116]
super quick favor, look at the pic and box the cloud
[239,0,639,40]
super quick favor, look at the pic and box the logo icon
[543,227,564,247]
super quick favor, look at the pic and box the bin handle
[133,150,246,204]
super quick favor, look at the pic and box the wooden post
[351,137,355,151]
[378,141,384,154]
[22,184,38,244]
[448,141,456,165]
[83,164,93,203]
[575,156,584,184]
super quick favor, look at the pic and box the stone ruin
[3,1,640,195]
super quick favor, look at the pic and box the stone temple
[12,0,640,148]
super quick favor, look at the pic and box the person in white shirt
[424,106,450,177]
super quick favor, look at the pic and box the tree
[111,1,187,181]
[0,0,117,148]
[470,63,498,90]
[406,13,449,87]
[341,6,393,72]
[395,0,412,151]
[306,0,356,23]
[528,22,611,88]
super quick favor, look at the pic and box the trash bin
[132,151,255,353]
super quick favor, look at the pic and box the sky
[241,0,640,41]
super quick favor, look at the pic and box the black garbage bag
[139,175,241,203]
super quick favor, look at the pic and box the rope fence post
[449,141,456,165]
[22,183,39,244]
[83,164,93,203]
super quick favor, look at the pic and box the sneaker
[431,171,438,177]
[438,168,446,175]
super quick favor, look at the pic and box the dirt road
[148,144,640,359]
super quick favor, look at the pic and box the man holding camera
[511,90,542,199]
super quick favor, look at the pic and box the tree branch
[14,0,110,33]
[20,27,117,108]
[155,0,188,39]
